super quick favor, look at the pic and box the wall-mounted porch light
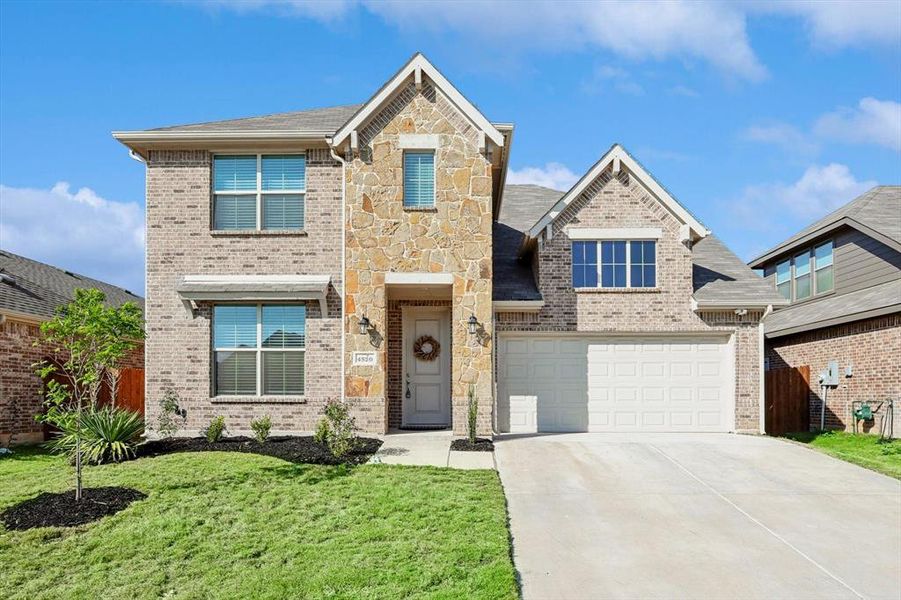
[467,314,479,336]
[358,315,371,335]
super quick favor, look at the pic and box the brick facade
[143,148,343,436]
[1,316,144,445]
[496,167,765,433]
[343,78,494,436]
[766,314,901,434]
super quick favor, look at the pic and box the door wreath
[413,335,440,361]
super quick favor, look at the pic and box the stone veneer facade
[495,168,765,433]
[343,79,494,436]
[1,317,144,445]
[143,149,343,436]
[766,314,900,435]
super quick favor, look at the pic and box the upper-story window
[213,154,305,231]
[572,240,656,289]
[403,151,435,208]
[774,240,834,301]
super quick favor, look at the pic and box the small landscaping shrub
[203,416,227,443]
[314,418,330,444]
[157,388,187,438]
[467,384,478,444]
[47,406,145,464]
[251,415,272,444]
[316,400,358,459]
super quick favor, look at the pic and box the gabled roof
[764,279,900,338]
[0,250,143,321]
[749,186,901,268]
[332,53,504,149]
[528,144,708,240]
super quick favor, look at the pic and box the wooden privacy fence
[765,365,810,436]
[113,368,145,416]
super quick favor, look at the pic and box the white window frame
[212,153,306,231]
[212,303,306,397]
[573,239,658,289]
[402,150,436,209]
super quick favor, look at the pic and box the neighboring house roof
[332,53,504,149]
[529,144,709,240]
[492,185,565,302]
[0,250,143,321]
[764,279,901,338]
[749,186,901,268]
[147,104,363,134]
[692,235,788,309]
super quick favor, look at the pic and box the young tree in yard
[34,288,144,500]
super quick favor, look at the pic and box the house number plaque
[352,351,377,366]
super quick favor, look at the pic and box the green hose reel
[853,403,873,421]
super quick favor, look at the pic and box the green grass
[784,431,901,479]
[0,447,518,600]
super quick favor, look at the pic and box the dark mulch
[450,438,495,452]
[136,435,383,466]
[2,487,147,531]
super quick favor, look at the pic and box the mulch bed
[450,438,495,452]
[136,435,383,466]
[2,487,146,531]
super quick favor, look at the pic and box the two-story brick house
[750,186,900,434]
[115,53,784,437]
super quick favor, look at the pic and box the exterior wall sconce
[467,315,479,336]
[358,315,371,335]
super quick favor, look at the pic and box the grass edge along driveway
[0,448,518,600]
[784,430,901,479]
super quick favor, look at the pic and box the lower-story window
[213,304,305,396]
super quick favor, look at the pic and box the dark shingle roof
[149,104,363,134]
[0,250,143,320]
[692,235,787,307]
[765,279,900,337]
[750,186,901,267]
[493,185,564,302]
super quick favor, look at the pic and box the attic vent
[0,273,15,285]
[64,270,81,279]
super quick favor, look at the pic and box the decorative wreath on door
[413,335,441,361]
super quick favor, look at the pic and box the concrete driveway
[495,433,901,600]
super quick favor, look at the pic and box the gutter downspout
[758,304,773,434]
[327,140,347,404]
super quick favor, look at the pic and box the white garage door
[497,336,734,433]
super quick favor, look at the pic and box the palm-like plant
[48,406,145,464]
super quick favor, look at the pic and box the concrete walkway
[496,433,901,600]
[369,430,495,469]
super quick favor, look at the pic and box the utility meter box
[819,360,840,387]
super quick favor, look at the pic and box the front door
[402,307,451,427]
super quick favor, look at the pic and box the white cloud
[507,163,579,191]
[581,65,645,96]
[741,122,819,156]
[668,85,699,98]
[205,0,354,21]
[755,0,901,50]
[0,183,145,295]
[732,164,877,227]
[814,98,901,151]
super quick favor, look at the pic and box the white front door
[402,307,451,427]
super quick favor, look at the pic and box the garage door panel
[498,336,733,433]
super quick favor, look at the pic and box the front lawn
[784,431,901,479]
[0,448,517,599]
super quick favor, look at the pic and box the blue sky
[1,0,899,295]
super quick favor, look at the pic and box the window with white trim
[403,151,435,208]
[213,154,305,231]
[773,239,834,302]
[571,240,657,289]
[213,304,305,396]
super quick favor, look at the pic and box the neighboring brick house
[750,187,901,435]
[114,53,784,437]
[0,250,145,445]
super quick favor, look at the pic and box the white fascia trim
[176,274,331,314]
[398,134,439,149]
[332,53,504,148]
[529,145,708,240]
[384,272,453,285]
[492,300,545,312]
[692,300,785,312]
[567,227,662,240]
[0,308,48,325]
